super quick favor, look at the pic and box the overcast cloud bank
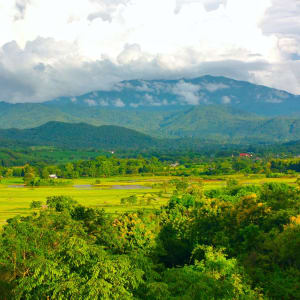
[0,0,299,103]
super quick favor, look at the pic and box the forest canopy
[0,180,299,299]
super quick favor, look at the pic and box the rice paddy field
[0,174,298,226]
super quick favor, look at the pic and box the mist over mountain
[45,75,300,116]
[1,76,300,144]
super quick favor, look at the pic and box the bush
[120,195,138,205]
[46,195,78,212]
[30,201,42,209]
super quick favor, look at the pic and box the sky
[0,0,300,103]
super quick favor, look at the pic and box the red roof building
[239,153,252,158]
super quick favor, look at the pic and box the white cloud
[142,94,164,106]
[113,82,134,91]
[175,0,227,13]
[88,0,130,22]
[135,81,153,92]
[114,98,125,107]
[100,99,109,106]
[172,80,202,105]
[130,102,140,108]
[222,96,231,104]
[144,94,154,102]
[15,0,31,20]
[129,95,169,107]
[117,44,145,65]
[0,0,299,103]
[265,97,282,104]
[84,99,97,106]
[203,82,229,92]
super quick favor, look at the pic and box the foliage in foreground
[0,182,300,299]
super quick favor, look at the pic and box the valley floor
[0,174,298,226]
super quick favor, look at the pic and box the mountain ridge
[1,76,300,144]
[1,120,300,151]
[43,75,300,116]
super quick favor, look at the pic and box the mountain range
[1,75,300,144]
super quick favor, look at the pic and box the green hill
[1,76,300,145]
[0,122,158,149]
[157,106,300,143]
[2,111,300,150]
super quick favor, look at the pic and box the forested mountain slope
[1,119,300,150]
[0,122,158,149]
[1,76,300,143]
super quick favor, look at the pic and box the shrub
[30,201,42,209]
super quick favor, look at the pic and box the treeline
[0,181,299,298]
[0,147,103,167]
[0,157,168,183]
[3,156,300,183]
[270,158,300,173]
[1,140,300,168]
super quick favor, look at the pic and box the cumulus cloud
[222,96,231,104]
[117,44,144,65]
[142,94,164,106]
[15,0,31,20]
[114,98,125,107]
[84,99,97,106]
[116,81,154,93]
[175,0,227,13]
[0,38,276,103]
[0,0,298,103]
[136,81,153,92]
[172,80,202,105]
[144,94,154,103]
[88,0,130,22]
[265,97,283,104]
[261,0,300,58]
[257,0,300,92]
[261,0,300,37]
[99,99,109,106]
[130,102,140,108]
[203,83,229,92]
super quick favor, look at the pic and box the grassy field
[0,175,298,226]
[0,176,172,226]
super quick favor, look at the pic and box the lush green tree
[30,200,42,209]
[46,195,78,212]
[161,246,261,300]
[260,182,300,211]
[23,164,35,185]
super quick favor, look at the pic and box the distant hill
[0,122,158,149]
[0,138,30,148]
[156,105,300,143]
[1,119,300,152]
[1,75,300,144]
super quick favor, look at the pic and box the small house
[49,174,58,179]
[239,153,252,158]
[170,162,180,167]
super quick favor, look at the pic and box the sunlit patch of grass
[0,176,173,225]
[0,175,298,226]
